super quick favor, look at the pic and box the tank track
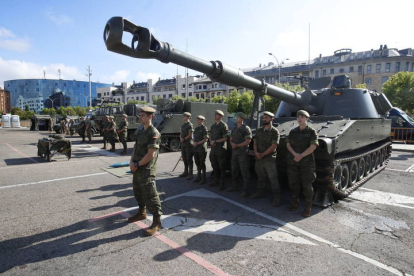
[160,134,181,152]
[317,141,392,199]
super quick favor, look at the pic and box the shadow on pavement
[3,157,46,166]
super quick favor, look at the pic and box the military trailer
[103,17,393,206]
[37,135,72,162]
[30,115,52,131]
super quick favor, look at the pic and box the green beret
[105,115,109,118]
[215,110,224,116]
[141,106,156,114]
[197,115,205,120]
[263,111,275,117]
[183,112,192,117]
[109,116,114,119]
[122,114,128,118]
[236,112,247,119]
[297,110,310,118]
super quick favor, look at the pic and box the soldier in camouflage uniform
[252,111,281,207]
[127,106,162,236]
[117,114,129,155]
[107,116,117,152]
[85,117,92,143]
[179,112,194,179]
[286,110,319,217]
[192,115,209,184]
[77,117,86,142]
[101,116,109,150]
[228,112,252,197]
[209,110,229,190]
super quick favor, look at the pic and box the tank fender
[318,137,334,155]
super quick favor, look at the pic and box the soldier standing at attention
[101,116,109,150]
[252,111,281,207]
[128,106,162,236]
[192,115,209,184]
[286,110,318,217]
[179,112,194,179]
[117,114,129,155]
[228,112,252,197]
[209,110,229,190]
[78,117,86,142]
[107,116,117,152]
[85,117,92,143]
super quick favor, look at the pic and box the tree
[383,71,414,113]
[355,83,367,89]
[65,106,76,116]
[227,90,241,113]
[57,106,67,115]
[127,99,147,105]
[211,95,228,104]
[25,105,30,111]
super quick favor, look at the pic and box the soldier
[252,111,281,207]
[85,117,92,143]
[60,120,66,135]
[69,119,75,136]
[179,112,194,179]
[228,112,252,197]
[77,117,86,142]
[100,116,109,150]
[192,115,209,184]
[286,110,318,217]
[117,114,129,155]
[107,116,117,152]
[209,110,229,190]
[127,106,162,236]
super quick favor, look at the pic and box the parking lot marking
[71,144,119,157]
[119,212,230,276]
[351,188,414,209]
[5,143,39,163]
[0,172,108,189]
[405,163,414,172]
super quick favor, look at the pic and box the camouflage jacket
[78,121,85,130]
[107,121,117,138]
[118,120,128,137]
[180,121,194,146]
[193,124,209,152]
[85,120,92,133]
[210,121,229,151]
[286,125,319,166]
[255,125,280,159]
[231,124,252,152]
[132,125,160,173]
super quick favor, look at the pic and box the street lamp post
[46,98,58,109]
[85,66,92,110]
[268,53,289,84]
[80,94,89,108]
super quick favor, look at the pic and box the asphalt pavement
[0,128,413,276]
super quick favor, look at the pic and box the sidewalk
[392,142,414,153]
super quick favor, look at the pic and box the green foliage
[171,95,186,101]
[274,82,303,92]
[57,106,67,115]
[355,83,367,89]
[227,90,241,114]
[211,95,228,104]
[25,105,30,111]
[10,107,33,120]
[383,71,414,113]
[127,99,147,105]
[188,96,203,102]
[263,95,280,114]
[65,106,76,116]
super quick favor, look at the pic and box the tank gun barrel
[104,17,305,106]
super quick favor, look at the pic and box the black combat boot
[200,169,206,184]
[209,175,219,187]
[179,166,188,177]
[127,206,147,223]
[272,193,281,207]
[120,149,127,155]
[186,165,193,180]
[286,196,299,211]
[250,189,266,199]
[219,178,226,191]
[226,181,238,192]
[241,189,249,197]
[193,170,202,183]
[145,215,162,236]
[101,141,106,149]
[301,201,313,217]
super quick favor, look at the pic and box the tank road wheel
[382,148,388,161]
[333,164,342,189]
[365,155,372,176]
[161,136,169,146]
[378,150,384,167]
[374,151,380,170]
[357,158,365,180]
[370,152,377,172]
[335,164,350,191]
[169,137,181,152]
[349,161,359,187]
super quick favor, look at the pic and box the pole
[86,66,92,110]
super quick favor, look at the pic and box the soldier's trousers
[120,135,127,150]
[79,128,85,141]
[193,150,207,171]
[231,149,250,189]
[103,133,107,147]
[287,164,316,202]
[181,144,193,171]
[255,157,280,194]
[210,148,227,180]
[86,130,92,141]
[132,168,162,216]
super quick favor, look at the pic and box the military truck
[53,115,80,134]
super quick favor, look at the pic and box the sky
[1,0,413,87]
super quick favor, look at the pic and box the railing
[391,127,414,142]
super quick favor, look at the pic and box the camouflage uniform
[118,119,128,152]
[78,120,86,142]
[254,125,280,194]
[131,125,162,216]
[229,124,252,192]
[286,125,319,202]
[180,121,194,177]
[193,124,209,182]
[209,121,229,188]
[108,120,117,150]
[101,119,108,149]
[85,119,92,142]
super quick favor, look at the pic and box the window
[189,84,193,88]
[211,93,215,97]
[376,64,381,73]
[217,92,221,96]
[55,83,58,86]
[64,83,67,87]
[141,96,144,101]
[181,84,185,89]
[168,94,172,98]
[36,88,39,92]
[367,65,371,74]
[196,94,200,99]
[322,69,326,76]
[315,70,320,78]
[339,68,344,73]
[365,52,371,58]
[203,85,207,89]
[385,63,390,72]
[358,66,363,75]
[189,92,192,96]
[349,67,354,72]
[182,93,185,97]
[365,78,371,85]
[406,62,410,71]
[330,68,334,74]
[163,94,166,99]
[396,62,400,72]
[381,76,389,84]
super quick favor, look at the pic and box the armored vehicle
[30,115,52,131]
[153,98,227,151]
[103,17,393,206]
[53,115,79,134]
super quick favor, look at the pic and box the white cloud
[110,70,130,83]
[45,9,72,25]
[0,38,31,52]
[135,71,161,82]
[0,27,15,38]
[0,56,85,86]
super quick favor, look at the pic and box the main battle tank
[103,17,393,206]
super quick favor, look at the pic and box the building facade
[4,79,112,112]
[0,87,11,114]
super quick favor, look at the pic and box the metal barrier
[391,127,414,142]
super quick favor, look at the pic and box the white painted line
[352,188,414,210]
[405,163,414,172]
[0,172,108,189]
[160,188,408,276]
[72,145,119,157]
[385,168,408,172]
